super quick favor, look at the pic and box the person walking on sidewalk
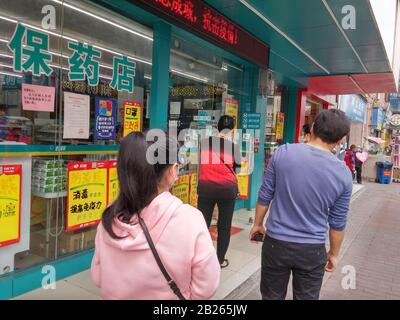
[197,115,241,269]
[355,147,364,184]
[91,132,220,300]
[249,109,353,300]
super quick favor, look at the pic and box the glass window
[0,0,153,276]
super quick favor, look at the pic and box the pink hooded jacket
[91,192,220,300]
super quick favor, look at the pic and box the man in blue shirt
[250,109,353,300]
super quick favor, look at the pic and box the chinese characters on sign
[151,0,237,45]
[7,24,136,93]
[123,101,142,137]
[67,161,108,232]
[108,161,119,205]
[95,97,117,141]
[136,0,269,67]
[0,164,22,248]
[172,174,190,204]
[63,92,90,139]
[22,83,55,112]
[8,24,53,77]
[68,42,101,87]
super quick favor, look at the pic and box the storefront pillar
[282,87,300,144]
[240,66,266,209]
[150,20,171,130]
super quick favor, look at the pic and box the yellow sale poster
[108,160,119,205]
[237,174,250,199]
[172,174,190,204]
[189,172,198,208]
[123,101,142,137]
[0,164,22,248]
[225,98,239,128]
[67,161,108,232]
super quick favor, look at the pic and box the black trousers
[355,166,362,184]
[261,235,327,300]
[197,196,235,264]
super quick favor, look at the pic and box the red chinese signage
[131,0,269,67]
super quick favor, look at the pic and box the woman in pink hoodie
[91,132,220,300]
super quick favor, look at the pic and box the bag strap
[138,215,186,300]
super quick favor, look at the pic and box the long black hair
[102,131,178,239]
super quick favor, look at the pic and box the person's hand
[325,252,338,272]
[249,224,265,243]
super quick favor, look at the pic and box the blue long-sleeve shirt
[258,143,353,244]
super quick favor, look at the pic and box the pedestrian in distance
[197,115,241,269]
[345,144,357,180]
[91,132,220,300]
[355,146,364,184]
[250,109,353,300]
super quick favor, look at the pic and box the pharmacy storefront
[0,0,269,298]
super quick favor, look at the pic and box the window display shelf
[32,191,67,199]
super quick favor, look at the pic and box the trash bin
[376,161,393,184]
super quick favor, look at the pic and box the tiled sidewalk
[14,184,366,300]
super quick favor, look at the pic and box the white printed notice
[63,92,90,139]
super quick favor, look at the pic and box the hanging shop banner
[66,161,108,232]
[389,93,400,113]
[189,172,198,208]
[63,92,90,139]
[0,164,22,248]
[123,101,142,137]
[94,97,117,141]
[22,84,55,112]
[172,174,190,204]
[130,0,269,68]
[275,112,285,141]
[236,174,250,199]
[338,95,367,123]
[225,98,239,128]
[108,160,119,205]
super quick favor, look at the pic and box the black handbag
[138,215,186,300]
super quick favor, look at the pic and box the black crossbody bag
[138,215,186,300]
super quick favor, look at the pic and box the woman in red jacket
[197,115,241,268]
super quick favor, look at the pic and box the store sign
[0,164,22,248]
[189,172,198,207]
[339,95,367,123]
[237,174,249,199]
[131,0,269,67]
[389,93,400,113]
[225,98,239,128]
[7,24,136,93]
[66,161,108,231]
[108,160,119,205]
[372,107,384,130]
[95,97,117,141]
[242,113,261,129]
[123,101,142,137]
[172,174,190,203]
[22,83,55,112]
[275,112,285,141]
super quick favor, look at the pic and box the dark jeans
[261,235,327,300]
[198,196,235,264]
[355,166,362,184]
